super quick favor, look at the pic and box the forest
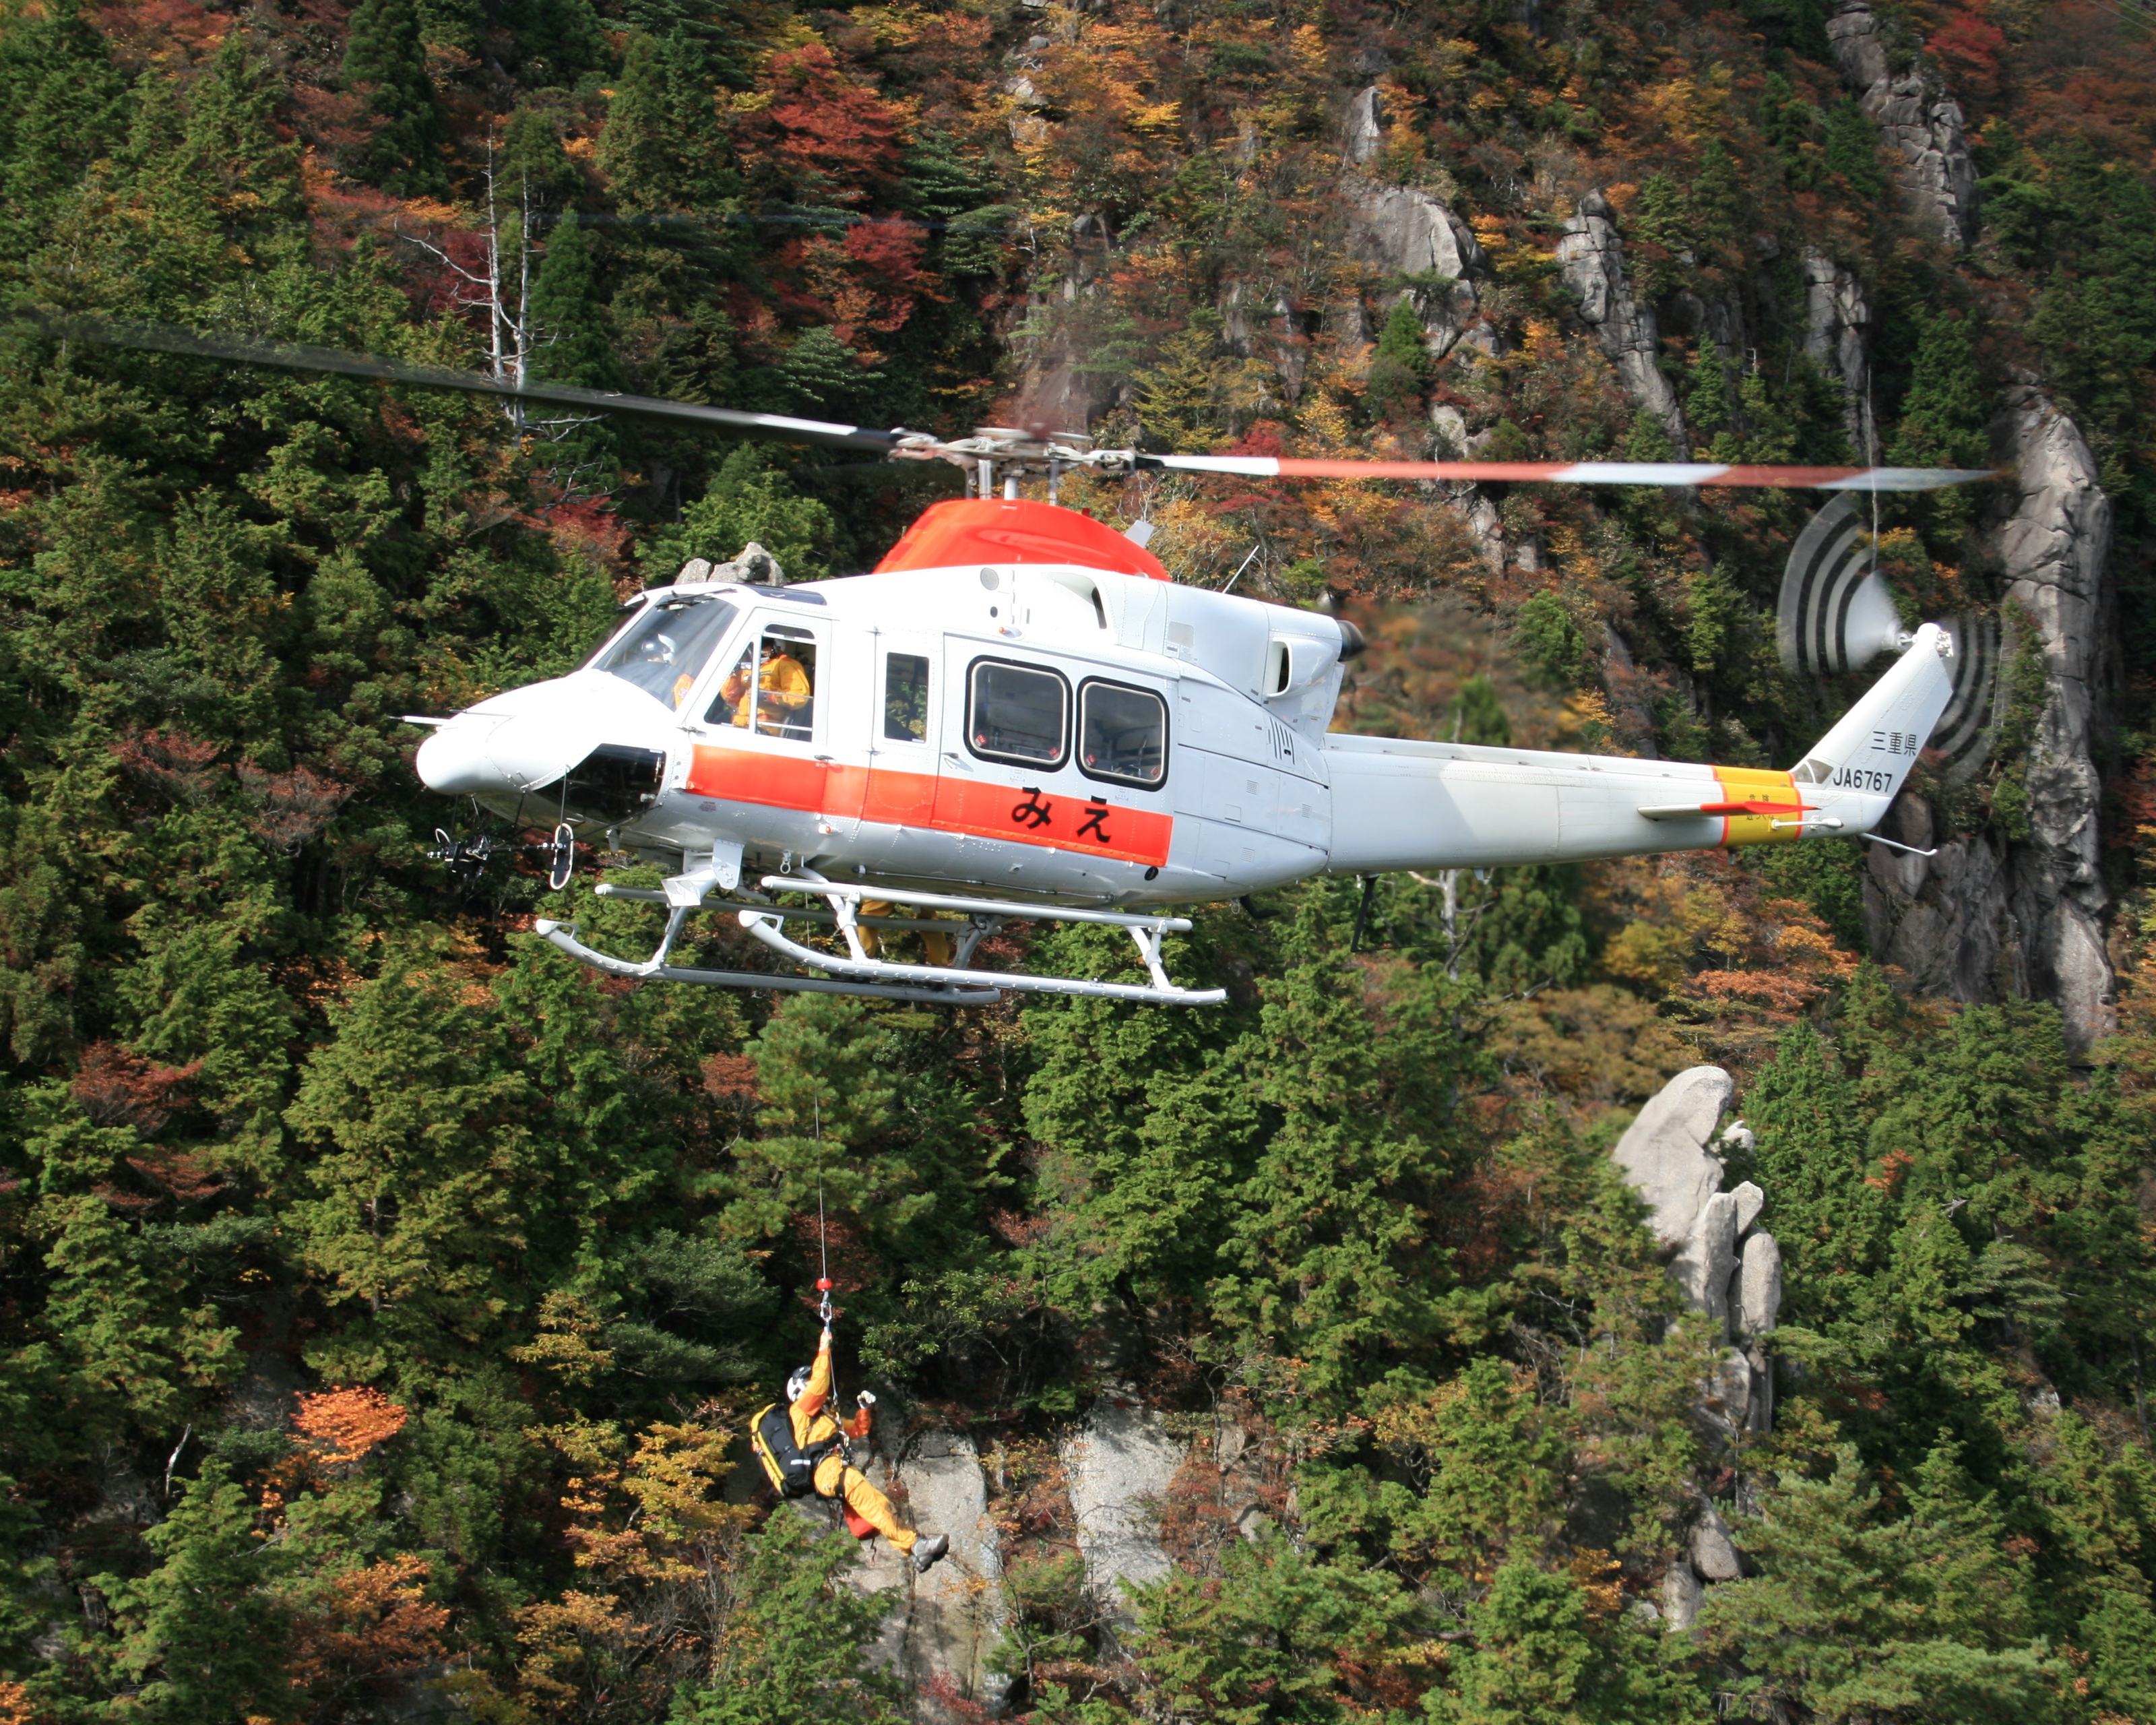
[0,0,2153,1717]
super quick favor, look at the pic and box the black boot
[911,1533,949,1573]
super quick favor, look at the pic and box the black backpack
[749,1402,842,1499]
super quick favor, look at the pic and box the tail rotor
[1777,495,2002,785]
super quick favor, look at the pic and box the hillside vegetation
[1,0,2154,1719]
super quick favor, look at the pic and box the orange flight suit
[722,651,811,733]
[789,1340,916,1551]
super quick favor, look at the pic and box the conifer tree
[1699,1443,2068,1722]
[670,1511,901,1722]
[172,26,305,230]
[507,0,607,89]
[527,213,618,389]
[0,0,127,269]
[342,0,448,197]
[595,31,673,214]
[642,444,837,579]
[1365,296,1431,421]
[1823,100,1886,201]
[84,1462,294,1724]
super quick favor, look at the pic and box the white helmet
[786,1367,813,1402]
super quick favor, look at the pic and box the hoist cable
[813,1089,833,1325]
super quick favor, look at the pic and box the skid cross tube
[748,877,1225,1005]
[737,910,1224,1005]
[532,917,1003,1005]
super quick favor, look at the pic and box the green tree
[670,1510,903,1723]
[1428,1559,1707,1724]
[82,1461,293,1724]
[1367,296,1432,421]
[641,444,839,580]
[0,0,128,270]
[1108,1536,1418,1723]
[1699,1443,2071,1723]
[282,947,557,1373]
[1822,100,1886,202]
[342,0,447,195]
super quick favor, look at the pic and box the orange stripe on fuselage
[1711,766,1803,847]
[684,745,1173,867]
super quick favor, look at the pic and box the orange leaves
[782,218,931,351]
[285,1555,450,1703]
[263,1387,410,1514]
[0,1681,38,1725]
[296,1386,408,1465]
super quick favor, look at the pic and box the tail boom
[1320,625,1956,875]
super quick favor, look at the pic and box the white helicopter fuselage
[414,500,1955,913]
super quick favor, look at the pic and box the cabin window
[592,596,739,710]
[1078,679,1168,788]
[884,652,930,741]
[708,623,817,741]
[967,658,1068,767]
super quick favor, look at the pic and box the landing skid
[531,873,1225,1007]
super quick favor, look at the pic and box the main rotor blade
[29,316,907,453]
[1148,455,1996,491]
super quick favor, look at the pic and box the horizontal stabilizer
[1637,800,1803,820]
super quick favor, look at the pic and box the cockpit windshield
[591,596,741,710]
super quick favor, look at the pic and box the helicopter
[55,317,1990,1008]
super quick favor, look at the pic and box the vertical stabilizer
[1789,623,1957,831]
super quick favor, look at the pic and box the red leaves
[757,44,906,206]
[112,728,220,807]
[236,761,354,852]
[699,1051,761,1101]
[72,1042,202,1135]
[1928,9,2006,104]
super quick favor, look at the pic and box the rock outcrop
[1827,3,1979,247]
[823,1431,1010,1720]
[1672,1192,1741,1330]
[1610,1065,1732,1247]
[1801,247,1876,453]
[1612,1066,1792,1627]
[1342,179,1487,361]
[1343,84,1384,166]
[1060,1399,1185,1635]
[1863,389,2116,1049]
[1554,190,1685,443]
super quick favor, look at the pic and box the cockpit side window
[707,623,818,741]
[592,596,740,710]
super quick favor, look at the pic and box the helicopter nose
[416,716,509,795]
[418,710,593,797]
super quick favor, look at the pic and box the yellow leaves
[1372,1361,1537,1449]
[1599,918,1698,995]
[502,1412,751,1718]
[1431,38,1480,80]
[513,1589,641,1714]
[1568,1549,1624,1621]
[510,1290,616,1387]
[1632,75,1729,151]
[0,1681,34,1725]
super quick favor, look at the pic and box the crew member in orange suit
[788,1323,950,1573]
